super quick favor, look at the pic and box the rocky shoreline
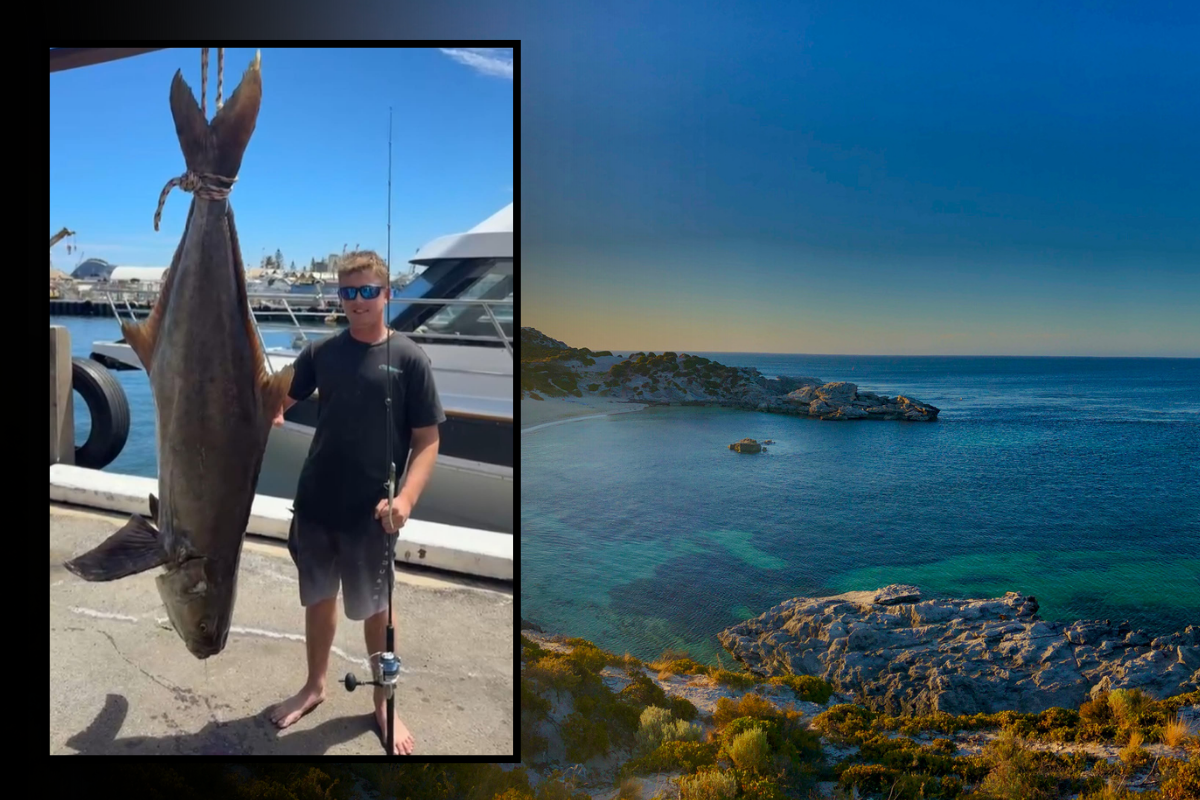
[521,327,940,422]
[718,584,1200,717]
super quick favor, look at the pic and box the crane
[50,227,76,250]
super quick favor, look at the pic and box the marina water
[523,354,1200,664]
[54,315,319,480]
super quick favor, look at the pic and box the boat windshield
[390,258,513,343]
[418,260,512,339]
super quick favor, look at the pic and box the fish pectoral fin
[260,364,295,426]
[120,317,160,375]
[62,514,167,582]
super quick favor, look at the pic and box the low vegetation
[645,650,835,705]
[520,329,765,401]
[813,688,1200,748]
[522,631,1199,800]
[114,764,541,800]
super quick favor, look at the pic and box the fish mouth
[190,643,219,659]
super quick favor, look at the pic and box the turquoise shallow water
[522,356,1200,665]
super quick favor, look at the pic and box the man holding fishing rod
[266,250,444,756]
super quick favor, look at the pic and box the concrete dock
[50,502,514,755]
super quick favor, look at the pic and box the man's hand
[375,496,411,534]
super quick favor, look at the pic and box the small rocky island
[521,327,940,421]
[718,584,1199,716]
[729,438,763,453]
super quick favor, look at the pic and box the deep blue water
[522,355,1200,664]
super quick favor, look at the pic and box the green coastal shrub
[533,773,591,800]
[563,638,623,672]
[524,654,586,693]
[636,705,703,755]
[562,711,610,762]
[1160,755,1200,800]
[838,764,962,800]
[678,769,738,800]
[636,706,673,752]
[812,704,877,742]
[670,695,700,721]
[713,693,781,728]
[766,674,835,704]
[522,635,548,662]
[711,668,759,690]
[729,769,787,800]
[620,674,668,708]
[619,740,719,778]
[727,728,772,773]
[650,653,709,677]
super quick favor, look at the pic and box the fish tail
[169,50,262,181]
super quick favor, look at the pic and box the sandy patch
[521,396,648,433]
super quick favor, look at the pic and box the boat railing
[91,286,514,372]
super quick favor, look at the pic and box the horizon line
[588,350,1200,360]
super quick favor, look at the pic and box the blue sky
[522,2,1200,356]
[50,47,512,274]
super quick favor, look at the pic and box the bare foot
[268,684,325,728]
[374,686,415,754]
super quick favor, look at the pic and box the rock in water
[729,438,762,453]
[874,584,922,605]
[717,587,1200,715]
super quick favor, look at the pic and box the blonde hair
[337,250,389,284]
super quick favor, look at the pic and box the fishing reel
[342,651,401,695]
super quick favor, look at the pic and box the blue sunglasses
[337,285,384,301]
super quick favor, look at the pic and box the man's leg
[270,514,341,729]
[363,603,415,755]
[269,596,337,728]
[344,517,415,755]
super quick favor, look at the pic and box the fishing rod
[341,105,400,757]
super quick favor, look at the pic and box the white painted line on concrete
[68,607,139,622]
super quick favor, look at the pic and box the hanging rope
[199,47,225,118]
[201,48,208,118]
[153,48,232,230]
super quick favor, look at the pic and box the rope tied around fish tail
[153,48,232,229]
[153,171,237,231]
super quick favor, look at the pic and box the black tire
[72,357,130,469]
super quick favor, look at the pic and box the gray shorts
[287,510,393,621]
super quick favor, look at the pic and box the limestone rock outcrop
[718,585,1199,715]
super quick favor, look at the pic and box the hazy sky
[523,2,1200,356]
[51,48,512,273]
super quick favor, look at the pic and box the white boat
[90,202,514,534]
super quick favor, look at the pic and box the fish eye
[199,621,208,633]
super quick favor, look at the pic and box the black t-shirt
[288,329,446,528]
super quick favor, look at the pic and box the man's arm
[398,424,439,509]
[273,344,316,426]
[396,347,446,510]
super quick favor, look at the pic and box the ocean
[53,314,323,480]
[522,354,1200,665]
